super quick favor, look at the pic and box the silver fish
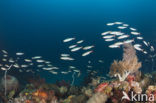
[118,26,127,29]
[77,40,84,44]
[131,32,140,35]
[2,50,8,54]
[71,47,82,52]
[109,44,120,48]
[118,35,129,39]
[101,31,111,35]
[106,23,115,26]
[103,35,114,39]
[130,27,136,31]
[63,38,75,43]
[60,56,75,61]
[82,51,93,56]
[69,45,77,49]
[105,38,114,41]
[83,46,94,50]
[16,52,24,56]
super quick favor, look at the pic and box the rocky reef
[0,44,156,103]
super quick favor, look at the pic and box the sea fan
[109,43,142,81]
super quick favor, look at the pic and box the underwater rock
[28,76,46,88]
[68,86,80,95]
[87,92,108,103]
[88,77,101,87]
[81,87,93,97]
[0,75,19,94]
[109,89,129,103]
[146,85,156,101]
[70,95,88,103]
[118,81,130,92]
[59,86,68,96]
[139,74,152,90]
[131,81,142,94]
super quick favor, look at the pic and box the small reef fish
[136,37,143,40]
[131,32,140,35]
[9,59,15,63]
[83,46,94,50]
[24,59,32,62]
[2,50,8,54]
[123,24,129,27]
[37,65,44,68]
[117,35,129,39]
[101,31,110,36]
[16,52,24,56]
[61,71,69,74]
[29,63,34,66]
[88,61,91,64]
[47,64,53,67]
[103,35,114,39]
[60,56,74,61]
[3,55,8,57]
[13,64,20,68]
[77,40,84,44]
[49,71,58,74]
[109,44,119,48]
[105,38,114,41]
[1,67,7,71]
[36,60,45,63]
[117,26,127,29]
[98,60,104,63]
[63,38,75,43]
[82,51,93,56]
[134,44,141,47]
[130,27,137,31]
[52,67,59,70]
[123,39,134,44]
[69,45,77,49]
[143,41,148,46]
[114,42,124,46]
[114,22,123,25]
[73,69,80,73]
[143,51,147,54]
[150,46,155,52]
[2,59,7,62]
[134,44,143,51]
[71,47,82,52]
[69,66,76,69]
[106,23,115,26]
[5,64,9,68]
[45,61,51,64]
[87,65,93,68]
[42,67,53,71]
[21,65,29,68]
[32,56,42,59]
[61,54,70,57]
[110,31,124,36]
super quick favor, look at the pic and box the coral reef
[0,43,156,103]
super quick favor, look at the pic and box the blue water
[0,0,156,85]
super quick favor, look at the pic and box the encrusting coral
[109,43,142,81]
